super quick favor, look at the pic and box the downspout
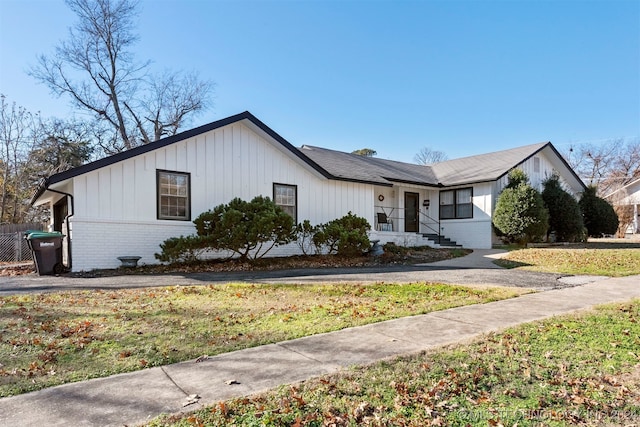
[45,188,74,271]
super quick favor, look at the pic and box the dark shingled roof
[301,142,554,187]
[300,145,439,187]
[430,142,550,186]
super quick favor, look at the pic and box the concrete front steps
[421,233,463,248]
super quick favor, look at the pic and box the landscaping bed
[2,246,470,278]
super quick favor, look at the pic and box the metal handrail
[418,209,440,236]
[374,205,398,229]
[374,205,440,236]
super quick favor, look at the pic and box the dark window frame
[273,183,297,223]
[439,187,473,220]
[157,169,191,221]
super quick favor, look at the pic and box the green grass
[149,300,640,427]
[496,248,640,276]
[0,282,524,397]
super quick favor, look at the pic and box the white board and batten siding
[496,155,546,192]
[496,150,579,197]
[69,122,373,271]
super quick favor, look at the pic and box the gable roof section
[431,142,586,192]
[46,111,328,185]
[300,145,439,187]
[302,141,585,190]
[431,142,549,186]
[31,111,335,205]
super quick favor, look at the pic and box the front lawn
[496,248,640,276]
[149,299,640,427]
[0,282,524,397]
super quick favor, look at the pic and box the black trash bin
[25,231,65,275]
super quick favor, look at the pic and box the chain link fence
[0,224,43,263]
[0,232,33,263]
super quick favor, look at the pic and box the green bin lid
[26,231,64,239]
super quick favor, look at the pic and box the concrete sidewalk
[0,274,638,427]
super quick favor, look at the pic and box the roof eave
[544,142,587,191]
[439,178,497,188]
[494,142,552,183]
[331,176,393,187]
[43,111,337,188]
[494,142,587,191]
[383,177,441,187]
[604,177,640,199]
[30,177,49,207]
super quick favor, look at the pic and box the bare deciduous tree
[30,0,212,154]
[0,95,38,223]
[27,118,95,178]
[564,137,640,236]
[564,137,640,196]
[139,71,213,142]
[414,146,447,165]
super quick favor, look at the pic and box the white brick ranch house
[31,111,586,272]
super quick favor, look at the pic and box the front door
[404,192,419,232]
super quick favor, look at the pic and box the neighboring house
[605,177,640,235]
[31,111,585,272]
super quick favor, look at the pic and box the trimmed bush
[193,196,296,260]
[542,174,584,242]
[504,168,529,189]
[156,196,295,263]
[313,212,371,256]
[579,186,619,237]
[493,169,549,244]
[295,220,319,255]
[155,235,212,264]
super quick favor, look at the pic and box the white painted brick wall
[70,218,317,271]
[70,218,195,271]
[70,215,493,272]
[439,219,492,249]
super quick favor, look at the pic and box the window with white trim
[440,187,473,219]
[157,170,191,220]
[274,183,297,223]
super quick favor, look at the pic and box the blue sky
[1,0,638,163]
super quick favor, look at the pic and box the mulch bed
[1,246,468,278]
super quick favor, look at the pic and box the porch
[371,202,462,248]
